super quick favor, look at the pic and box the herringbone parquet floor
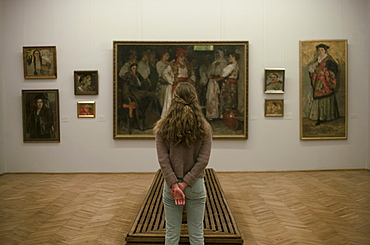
[0,170,369,244]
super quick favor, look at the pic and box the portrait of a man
[265,69,285,93]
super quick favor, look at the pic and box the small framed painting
[74,70,99,95]
[265,99,284,117]
[265,68,285,93]
[77,101,96,118]
[23,46,57,79]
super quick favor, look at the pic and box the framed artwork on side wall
[74,70,99,95]
[23,46,57,79]
[22,89,60,143]
[265,68,285,93]
[77,101,96,118]
[299,40,348,140]
[113,41,249,139]
[265,99,284,117]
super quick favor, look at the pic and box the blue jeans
[163,178,206,245]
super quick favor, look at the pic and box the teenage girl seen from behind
[154,82,212,245]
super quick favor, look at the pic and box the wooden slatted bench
[126,168,243,244]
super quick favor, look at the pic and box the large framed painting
[113,41,249,139]
[300,40,348,140]
[22,89,60,143]
[23,46,57,79]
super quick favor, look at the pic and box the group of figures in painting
[117,46,242,133]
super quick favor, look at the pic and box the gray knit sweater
[155,127,212,187]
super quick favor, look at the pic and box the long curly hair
[154,82,209,147]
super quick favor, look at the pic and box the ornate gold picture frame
[113,41,249,139]
[300,40,348,140]
[77,101,96,118]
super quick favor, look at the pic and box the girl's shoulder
[202,119,213,135]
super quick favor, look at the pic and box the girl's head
[160,51,170,60]
[228,52,240,63]
[168,83,201,127]
[154,82,209,146]
[33,50,41,57]
[175,48,188,62]
[215,50,224,60]
[173,82,198,106]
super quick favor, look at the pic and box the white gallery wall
[0,0,369,173]
[0,0,4,173]
[367,0,370,170]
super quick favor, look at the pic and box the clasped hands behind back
[170,182,189,205]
